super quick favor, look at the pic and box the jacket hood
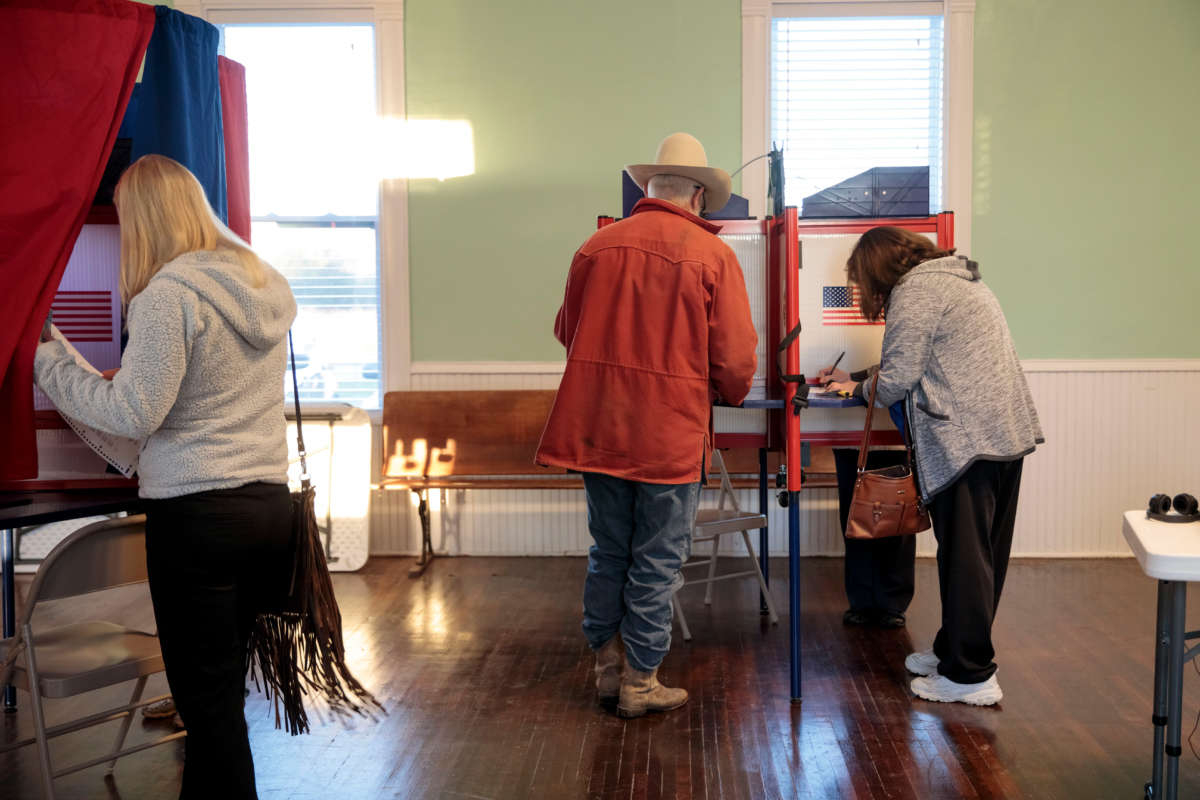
[900,255,981,284]
[156,250,297,350]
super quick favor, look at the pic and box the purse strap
[855,372,916,473]
[287,331,310,489]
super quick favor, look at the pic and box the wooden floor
[3,554,1199,799]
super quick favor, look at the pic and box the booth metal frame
[608,208,954,702]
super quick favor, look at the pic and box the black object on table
[0,488,142,711]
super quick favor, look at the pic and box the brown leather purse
[845,373,932,539]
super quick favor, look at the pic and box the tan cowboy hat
[625,132,731,214]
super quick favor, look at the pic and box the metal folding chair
[673,449,780,641]
[0,515,183,799]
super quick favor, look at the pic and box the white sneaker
[911,674,1003,706]
[904,650,939,676]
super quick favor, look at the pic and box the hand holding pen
[816,351,848,387]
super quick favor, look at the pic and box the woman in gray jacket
[35,155,297,798]
[825,226,1043,707]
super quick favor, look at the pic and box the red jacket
[536,199,758,483]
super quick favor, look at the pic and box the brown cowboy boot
[617,658,688,718]
[594,636,623,703]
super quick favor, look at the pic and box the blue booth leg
[788,494,801,703]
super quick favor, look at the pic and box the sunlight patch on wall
[379,118,475,181]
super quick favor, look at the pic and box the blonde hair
[114,154,266,305]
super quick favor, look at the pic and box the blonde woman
[35,154,296,798]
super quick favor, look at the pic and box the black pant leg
[835,448,916,615]
[989,459,1023,615]
[929,460,1020,684]
[144,482,291,800]
[874,533,917,616]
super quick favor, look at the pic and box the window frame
[175,1,410,410]
[742,0,975,253]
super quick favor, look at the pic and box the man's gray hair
[646,174,703,206]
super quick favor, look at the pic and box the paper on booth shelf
[48,325,142,478]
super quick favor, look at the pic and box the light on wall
[379,119,475,181]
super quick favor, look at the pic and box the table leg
[1150,580,1170,799]
[2,527,15,711]
[758,448,769,614]
[788,493,801,703]
[1166,581,1186,800]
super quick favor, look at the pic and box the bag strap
[287,331,310,490]
[855,372,917,473]
[856,374,879,472]
[776,321,809,415]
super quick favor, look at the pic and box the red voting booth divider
[0,0,155,482]
[0,4,251,485]
[218,56,252,244]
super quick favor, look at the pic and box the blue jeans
[581,473,700,672]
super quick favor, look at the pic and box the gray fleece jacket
[35,249,297,499]
[870,256,1043,501]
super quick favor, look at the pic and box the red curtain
[0,0,155,480]
[218,56,252,243]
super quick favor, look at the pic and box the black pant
[144,482,292,800]
[928,458,1024,684]
[834,448,916,616]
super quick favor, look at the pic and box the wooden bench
[379,389,837,574]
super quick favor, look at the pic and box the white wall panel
[370,361,1200,558]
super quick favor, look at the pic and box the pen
[822,350,846,388]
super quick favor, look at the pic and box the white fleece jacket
[35,249,298,499]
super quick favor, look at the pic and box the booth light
[379,119,475,181]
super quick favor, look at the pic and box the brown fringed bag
[845,373,933,540]
[246,332,382,735]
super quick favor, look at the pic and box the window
[770,14,945,213]
[221,24,382,408]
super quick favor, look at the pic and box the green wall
[404,0,1199,362]
[404,0,741,361]
[973,0,1200,358]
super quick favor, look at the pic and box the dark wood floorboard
[2,555,1198,799]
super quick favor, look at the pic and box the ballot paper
[47,325,141,478]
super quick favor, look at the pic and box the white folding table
[1122,509,1200,800]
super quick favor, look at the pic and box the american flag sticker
[822,286,883,326]
[51,291,114,342]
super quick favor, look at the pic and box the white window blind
[771,15,944,213]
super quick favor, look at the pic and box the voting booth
[600,204,955,701]
[23,225,128,488]
[601,208,954,489]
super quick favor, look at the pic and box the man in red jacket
[536,133,758,718]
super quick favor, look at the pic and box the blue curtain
[123,6,227,221]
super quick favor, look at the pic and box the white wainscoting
[369,360,1200,559]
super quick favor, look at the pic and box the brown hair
[845,226,956,321]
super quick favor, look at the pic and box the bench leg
[409,489,434,578]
